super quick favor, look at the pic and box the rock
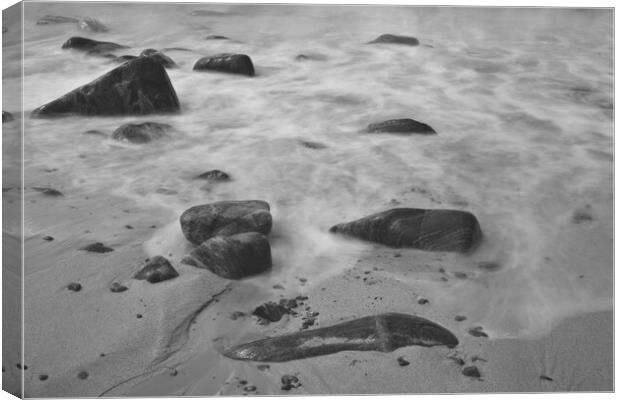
[140,48,178,69]
[477,261,500,271]
[368,34,419,46]
[36,15,79,25]
[397,356,410,366]
[330,208,483,253]
[230,311,246,320]
[77,18,108,32]
[448,356,466,366]
[32,187,64,196]
[417,298,429,305]
[61,36,127,55]
[77,371,89,380]
[454,315,467,322]
[462,366,481,378]
[79,242,114,253]
[224,312,459,362]
[42,236,54,241]
[193,169,231,182]
[83,129,107,136]
[300,140,327,149]
[38,374,49,381]
[110,282,128,293]
[468,326,488,338]
[193,53,255,77]
[67,282,82,292]
[253,302,290,322]
[2,111,14,122]
[205,35,229,40]
[367,119,436,134]
[540,374,553,381]
[280,375,301,391]
[180,200,272,245]
[134,256,179,283]
[572,207,593,223]
[31,57,180,117]
[112,122,172,144]
[2,26,6,33]
[182,232,272,279]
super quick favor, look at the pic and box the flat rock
[31,57,180,117]
[61,36,127,55]
[193,169,231,182]
[36,15,79,25]
[140,48,178,69]
[205,35,229,40]
[79,242,114,253]
[180,200,272,245]
[330,208,483,253]
[134,256,179,283]
[367,118,436,134]
[193,53,255,77]
[111,122,172,144]
[77,18,108,32]
[3,111,14,123]
[368,34,419,46]
[182,232,272,279]
[224,312,458,362]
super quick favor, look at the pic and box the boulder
[180,200,272,245]
[368,34,419,46]
[134,256,179,283]
[330,208,482,253]
[193,169,231,182]
[193,53,255,77]
[3,111,14,123]
[140,48,178,69]
[36,15,79,25]
[61,36,128,55]
[77,18,108,32]
[367,118,436,134]
[182,232,272,279]
[112,122,172,144]
[31,57,180,117]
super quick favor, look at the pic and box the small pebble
[38,374,48,381]
[125,225,134,229]
[468,327,488,338]
[540,374,553,381]
[243,385,257,392]
[397,356,410,366]
[280,374,301,391]
[417,298,429,305]
[110,282,128,293]
[16,364,27,370]
[77,371,89,380]
[462,366,481,378]
[256,364,270,371]
[42,236,54,241]
[79,242,114,253]
[136,314,143,319]
[454,315,467,322]
[67,282,82,292]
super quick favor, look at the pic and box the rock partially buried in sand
[61,36,127,55]
[180,200,272,245]
[253,302,290,323]
[140,48,178,69]
[36,15,79,25]
[134,256,179,283]
[193,53,255,77]
[330,208,482,253]
[112,122,172,144]
[31,57,180,117]
[368,34,420,46]
[77,18,108,33]
[3,111,14,122]
[367,118,436,135]
[193,169,231,182]
[224,312,458,362]
[79,242,114,253]
[183,232,272,279]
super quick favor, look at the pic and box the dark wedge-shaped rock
[79,242,114,253]
[134,256,179,283]
[367,118,436,135]
[31,57,180,117]
[36,15,79,25]
[112,122,172,144]
[77,18,108,33]
[368,34,419,46]
[61,36,127,55]
[193,169,231,182]
[140,48,178,69]
[224,312,458,362]
[193,53,255,77]
[330,208,482,253]
[2,111,14,123]
[180,200,272,245]
[182,232,272,279]
[462,366,481,378]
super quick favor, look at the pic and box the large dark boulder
[330,208,482,253]
[112,122,172,144]
[36,15,79,25]
[193,54,255,77]
[180,200,272,245]
[30,57,180,117]
[182,232,272,279]
[61,36,128,55]
[368,34,419,46]
[140,48,178,69]
[367,118,436,134]
[2,111,14,123]
[134,256,179,283]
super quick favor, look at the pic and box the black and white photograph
[1,0,614,397]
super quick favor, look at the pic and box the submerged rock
[31,57,180,117]
[193,53,255,77]
[367,118,436,135]
[193,169,231,182]
[368,34,419,46]
[134,256,179,283]
[36,15,79,25]
[77,18,108,32]
[61,36,127,55]
[2,111,14,122]
[182,232,272,279]
[330,208,483,253]
[224,312,458,362]
[140,48,178,69]
[112,122,172,144]
[180,200,272,245]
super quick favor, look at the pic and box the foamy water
[10,4,613,339]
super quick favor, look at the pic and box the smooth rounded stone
[367,118,436,134]
[139,48,178,69]
[224,312,459,362]
[462,366,481,378]
[134,256,179,283]
[111,122,172,144]
[182,232,272,279]
[368,34,420,46]
[2,111,14,123]
[77,18,108,32]
[193,53,255,77]
[79,242,114,253]
[36,15,79,25]
[180,200,272,245]
[193,169,231,182]
[31,57,180,117]
[61,36,128,55]
[329,208,483,253]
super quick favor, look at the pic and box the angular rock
[329,208,482,253]
[193,53,255,77]
[224,312,458,362]
[134,256,179,283]
[180,200,272,245]
[253,302,290,322]
[368,34,419,46]
[140,48,178,69]
[462,366,481,378]
[77,18,108,33]
[182,232,272,279]
[193,169,231,182]
[2,111,14,123]
[111,122,172,144]
[367,118,436,135]
[61,36,127,55]
[36,15,79,25]
[31,57,180,117]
